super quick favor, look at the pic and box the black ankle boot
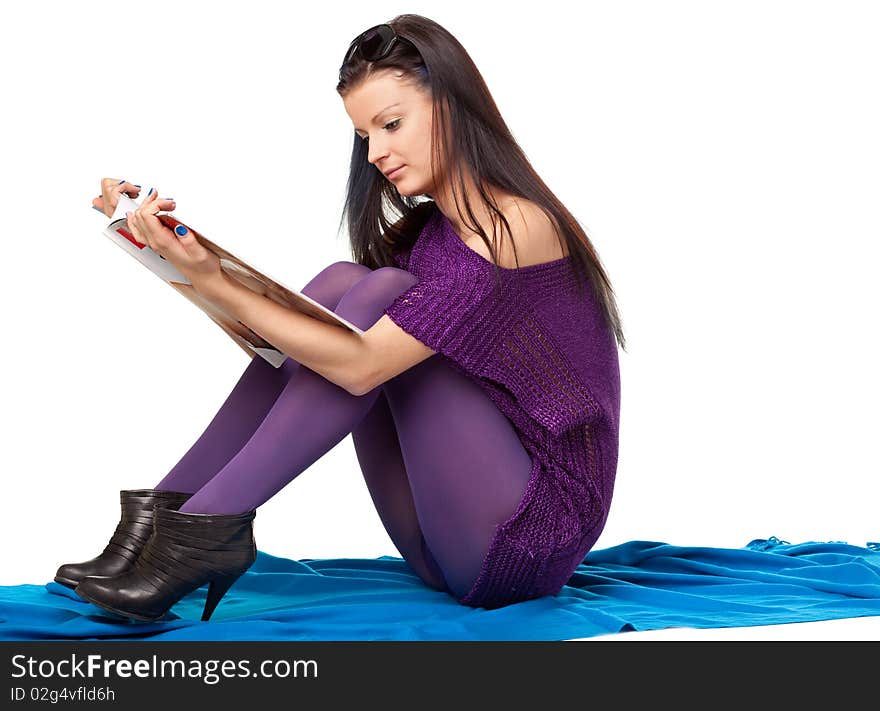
[75,505,257,622]
[54,488,193,589]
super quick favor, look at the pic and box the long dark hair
[336,14,626,352]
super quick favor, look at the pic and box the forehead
[343,71,424,130]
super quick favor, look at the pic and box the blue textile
[2,536,878,641]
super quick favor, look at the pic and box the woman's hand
[92,177,141,218]
[124,188,223,293]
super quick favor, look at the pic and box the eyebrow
[354,103,402,133]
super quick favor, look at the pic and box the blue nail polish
[175,225,188,236]
[134,184,141,188]
[148,188,153,196]
[118,179,125,184]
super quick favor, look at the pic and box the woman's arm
[195,271,368,395]
[194,271,438,396]
[119,195,417,394]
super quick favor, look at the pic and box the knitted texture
[383,206,621,608]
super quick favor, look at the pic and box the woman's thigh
[295,262,447,590]
[377,355,534,601]
[300,262,451,589]
[350,390,450,592]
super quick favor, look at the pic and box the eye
[359,119,402,143]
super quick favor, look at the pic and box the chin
[394,179,427,198]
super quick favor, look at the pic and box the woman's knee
[333,266,419,331]
[366,266,420,293]
[301,261,372,309]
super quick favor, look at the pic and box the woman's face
[342,70,438,197]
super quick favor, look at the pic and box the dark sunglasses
[341,24,418,68]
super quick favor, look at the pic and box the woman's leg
[352,354,535,598]
[177,267,534,601]
[153,261,371,494]
[152,259,450,591]
[349,389,449,592]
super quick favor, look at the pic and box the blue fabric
[2,536,878,641]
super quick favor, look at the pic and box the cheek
[411,135,432,172]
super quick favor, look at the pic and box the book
[97,194,365,368]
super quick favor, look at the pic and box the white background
[1,1,877,639]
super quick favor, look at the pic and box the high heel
[203,573,242,622]
[75,505,257,622]
[54,488,193,589]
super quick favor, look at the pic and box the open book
[97,194,365,367]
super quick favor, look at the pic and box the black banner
[3,641,876,706]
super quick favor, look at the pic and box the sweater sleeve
[383,263,502,372]
[392,248,410,270]
[383,266,601,438]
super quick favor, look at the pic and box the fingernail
[118,179,125,184]
[125,211,132,218]
[134,184,141,188]
[175,225,188,237]
[148,188,153,196]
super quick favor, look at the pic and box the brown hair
[336,14,626,351]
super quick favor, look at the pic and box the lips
[385,165,405,179]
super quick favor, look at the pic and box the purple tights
[152,262,534,600]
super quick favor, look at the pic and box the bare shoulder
[465,198,569,268]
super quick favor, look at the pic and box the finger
[173,222,193,246]
[169,222,208,266]
[119,180,142,198]
[130,208,153,246]
[125,212,147,249]
[134,188,158,216]
[147,214,190,264]
[135,203,176,255]
[127,210,158,252]
[102,178,133,197]
[172,223,193,256]
[125,211,146,248]
[138,196,177,218]
[99,179,140,214]
[135,188,162,219]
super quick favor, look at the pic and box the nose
[367,137,390,168]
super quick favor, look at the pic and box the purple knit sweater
[383,206,621,608]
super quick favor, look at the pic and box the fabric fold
[2,535,878,641]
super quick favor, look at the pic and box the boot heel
[202,572,243,621]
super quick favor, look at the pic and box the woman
[57,14,625,622]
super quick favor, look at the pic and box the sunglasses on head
[341,23,418,68]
